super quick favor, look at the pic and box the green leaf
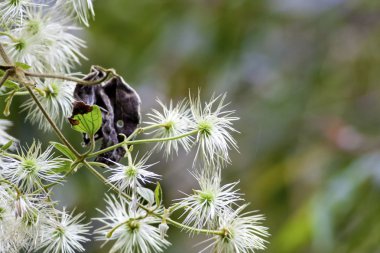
[50,142,76,161]
[154,182,163,206]
[68,103,102,136]
[137,187,155,205]
[3,92,15,117]
[0,140,14,151]
[15,62,31,70]
[2,80,19,90]
[53,159,73,173]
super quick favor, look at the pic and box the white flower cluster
[0,0,93,132]
[0,1,269,252]
[0,92,269,252]
[21,79,75,131]
[0,0,92,73]
[0,141,90,253]
[91,94,269,253]
[146,93,239,167]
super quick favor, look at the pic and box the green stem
[83,161,223,236]
[0,32,17,41]
[25,85,81,158]
[0,179,21,195]
[0,69,10,87]
[14,91,29,96]
[24,70,111,86]
[106,220,127,238]
[83,160,131,202]
[2,151,22,160]
[127,129,198,145]
[0,43,11,65]
[88,128,198,158]
[82,134,96,157]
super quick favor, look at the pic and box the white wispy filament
[146,98,193,157]
[199,205,269,253]
[94,195,170,253]
[21,80,74,132]
[177,169,242,229]
[0,141,63,191]
[190,93,239,167]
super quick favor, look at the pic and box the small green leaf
[2,80,19,90]
[15,62,31,70]
[155,182,163,206]
[53,159,73,173]
[68,103,102,136]
[137,187,155,205]
[1,140,14,151]
[3,92,15,117]
[50,142,76,161]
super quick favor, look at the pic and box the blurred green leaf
[50,142,76,161]
[15,62,31,70]
[155,182,162,206]
[69,104,102,136]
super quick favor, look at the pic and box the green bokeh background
[4,0,380,252]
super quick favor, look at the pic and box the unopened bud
[159,222,169,240]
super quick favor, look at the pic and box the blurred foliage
[3,0,380,252]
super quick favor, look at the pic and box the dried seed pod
[72,66,141,164]
[99,76,141,163]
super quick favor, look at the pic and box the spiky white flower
[94,195,171,253]
[56,0,95,26]
[0,0,40,26]
[4,7,86,73]
[0,204,30,253]
[177,169,242,229]
[199,205,269,253]
[21,79,74,131]
[0,119,17,149]
[107,152,160,193]
[146,99,194,157]
[0,191,53,253]
[190,93,239,167]
[0,141,63,191]
[39,208,90,253]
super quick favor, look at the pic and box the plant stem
[0,31,17,41]
[88,128,198,158]
[0,69,10,87]
[0,179,21,195]
[127,129,198,145]
[25,85,81,158]
[2,151,22,160]
[83,160,131,201]
[0,43,11,65]
[24,70,111,86]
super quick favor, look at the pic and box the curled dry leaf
[72,66,141,164]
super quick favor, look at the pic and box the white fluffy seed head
[0,0,41,26]
[145,98,194,158]
[177,169,242,230]
[39,208,90,253]
[0,141,63,192]
[4,6,86,73]
[107,152,160,193]
[94,195,171,253]
[190,92,239,167]
[199,205,269,253]
[21,80,74,132]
